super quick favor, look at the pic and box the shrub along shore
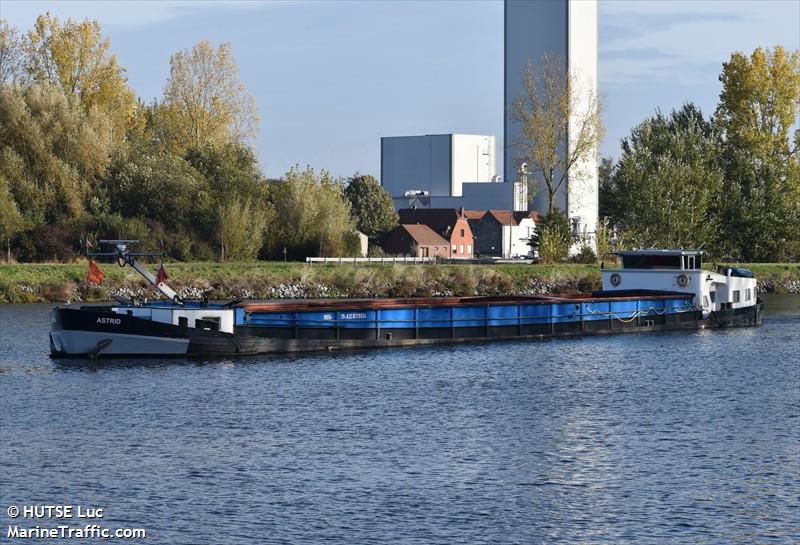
[1,262,799,304]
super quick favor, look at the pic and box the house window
[746,288,751,301]
[460,228,465,237]
[467,244,472,254]
[459,244,464,254]
[452,244,456,252]
[733,290,740,303]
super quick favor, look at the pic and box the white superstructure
[601,250,758,317]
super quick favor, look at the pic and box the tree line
[1,14,797,264]
[599,46,800,262]
[0,15,398,263]
[514,46,799,263]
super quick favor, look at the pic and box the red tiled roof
[463,210,486,220]
[400,224,450,246]
[398,209,462,238]
[487,210,517,226]
[483,209,542,226]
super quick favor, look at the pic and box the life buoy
[676,274,690,288]
[610,273,621,287]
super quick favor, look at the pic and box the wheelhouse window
[733,290,740,303]
[622,254,681,269]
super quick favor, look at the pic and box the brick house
[396,208,474,259]
[382,224,451,258]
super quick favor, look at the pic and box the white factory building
[381,134,526,211]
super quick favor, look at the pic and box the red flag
[86,260,105,285]
[156,263,168,285]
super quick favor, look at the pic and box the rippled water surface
[1,295,799,544]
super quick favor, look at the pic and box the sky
[2,0,798,180]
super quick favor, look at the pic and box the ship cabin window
[178,316,188,328]
[710,291,716,303]
[733,290,740,303]
[196,316,220,331]
[622,254,681,269]
[683,255,696,270]
[746,288,751,301]
[703,295,709,308]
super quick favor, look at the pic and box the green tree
[509,54,604,215]
[715,46,800,261]
[0,83,112,226]
[0,175,24,262]
[265,166,359,259]
[531,211,573,264]
[217,197,268,261]
[185,143,266,205]
[607,103,724,250]
[105,149,208,232]
[344,173,398,238]
[598,156,619,223]
[22,13,136,141]
[162,41,258,153]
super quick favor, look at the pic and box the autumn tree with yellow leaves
[161,40,259,153]
[20,13,136,142]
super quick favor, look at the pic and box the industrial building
[381,134,526,211]
[381,0,599,249]
[379,0,598,249]
[505,0,599,244]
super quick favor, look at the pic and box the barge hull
[50,302,763,358]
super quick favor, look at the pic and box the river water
[1,295,798,544]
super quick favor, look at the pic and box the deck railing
[306,257,435,265]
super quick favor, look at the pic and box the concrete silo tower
[505,0,599,245]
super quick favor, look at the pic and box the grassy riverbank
[1,261,798,304]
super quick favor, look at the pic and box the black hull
[50,302,764,359]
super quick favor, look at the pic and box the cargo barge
[50,241,763,358]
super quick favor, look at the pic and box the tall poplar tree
[714,46,800,261]
[162,41,259,153]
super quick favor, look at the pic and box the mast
[89,240,182,305]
